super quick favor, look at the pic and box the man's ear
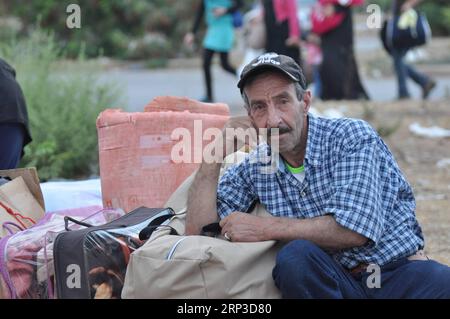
[303,90,312,114]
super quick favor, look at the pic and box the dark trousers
[273,239,450,299]
[0,123,25,169]
[392,47,429,98]
[202,48,236,102]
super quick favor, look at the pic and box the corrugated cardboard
[0,167,45,211]
[0,176,45,223]
[0,167,46,237]
[97,96,230,213]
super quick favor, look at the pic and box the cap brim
[237,64,299,92]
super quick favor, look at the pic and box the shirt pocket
[300,179,333,218]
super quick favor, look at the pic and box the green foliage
[420,1,450,36]
[0,30,122,180]
[368,0,391,11]
[1,0,199,59]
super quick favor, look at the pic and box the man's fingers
[219,214,232,232]
[219,211,242,232]
[219,216,227,228]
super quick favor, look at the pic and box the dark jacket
[0,58,32,150]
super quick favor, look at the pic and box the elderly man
[186,52,450,298]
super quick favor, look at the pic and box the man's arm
[185,162,222,235]
[219,212,368,250]
[186,116,257,235]
[271,215,368,249]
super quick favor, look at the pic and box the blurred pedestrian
[389,0,436,100]
[237,4,266,76]
[311,0,369,100]
[262,0,302,66]
[0,58,32,170]
[305,32,323,99]
[184,0,243,103]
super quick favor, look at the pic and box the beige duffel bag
[122,152,283,299]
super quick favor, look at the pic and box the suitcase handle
[64,216,94,231]
[200,222,222,237]
[139,224,178,240]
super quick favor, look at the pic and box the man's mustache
[265,127,291,137]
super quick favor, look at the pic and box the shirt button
[301,191,306,197]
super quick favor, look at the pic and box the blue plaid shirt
[217,114,424,269]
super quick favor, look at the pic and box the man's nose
[266,104,281,128]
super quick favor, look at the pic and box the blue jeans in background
[0,123,25,170]
[392,48,430,99]
[273,239,450,299]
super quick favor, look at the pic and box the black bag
[53,207,174,299]
[380,10,431,53]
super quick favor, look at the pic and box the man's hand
[186,116,256,235]
[219,116,258,160]
[219,212,273,242]
[219,213,368,249]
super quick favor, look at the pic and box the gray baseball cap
[237,52,307,93]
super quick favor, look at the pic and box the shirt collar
[261,113,323,173]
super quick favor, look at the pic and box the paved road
[101,66,244,114]
[101,66,450,115]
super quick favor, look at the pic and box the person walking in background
[311,0,369,100]
[0,58,32,170]
[305,31,323,99]
[184,0,243,103]
[390,0,436,100]
[262,0,302,66]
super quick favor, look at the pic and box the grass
[0,30,123,180]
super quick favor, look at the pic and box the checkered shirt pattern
[217,114,424,268]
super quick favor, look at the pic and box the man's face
[244,71,310,154]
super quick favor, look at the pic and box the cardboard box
[0,167,46,236]
[0,167,45,211]
[97,96,230,213]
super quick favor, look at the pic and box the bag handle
[139,225,178,240]
[138,213,178,240]
[2,222,25,236]
[200,222,222,237]
[64,216,94,231]
[0,200,36,229]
